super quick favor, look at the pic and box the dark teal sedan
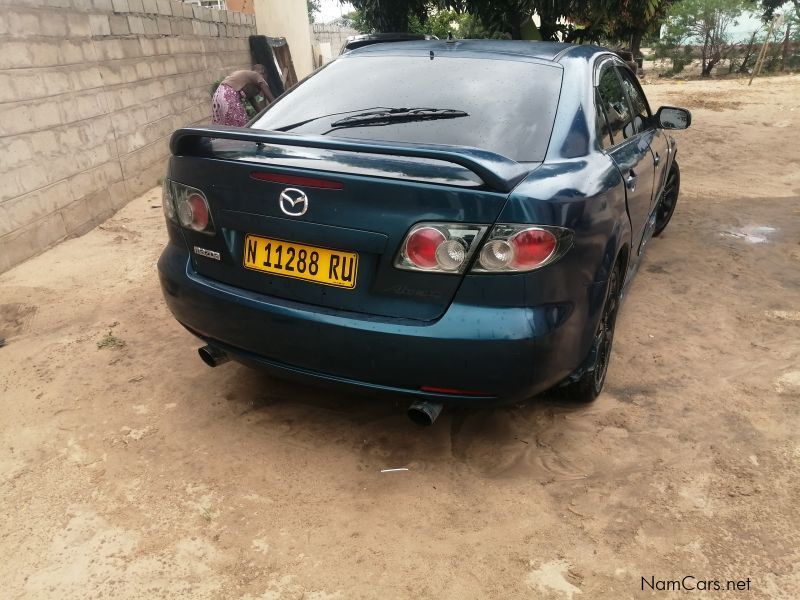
[158,40,690,424]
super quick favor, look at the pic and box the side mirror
[655,106,692,130]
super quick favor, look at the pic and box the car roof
[343,39,610,64]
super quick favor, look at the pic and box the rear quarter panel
[454,152,629,382]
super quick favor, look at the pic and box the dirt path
[1,75,799,599]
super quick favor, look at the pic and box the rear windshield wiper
[327,107,469,130]
[271,106,394,132]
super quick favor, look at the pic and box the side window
[596,68,632,144]
[594,89,613,149]
[617,67,650,133]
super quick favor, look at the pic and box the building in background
[253,0,314,78]
[310,23,359,66]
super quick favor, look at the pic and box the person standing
[212,65,275,127]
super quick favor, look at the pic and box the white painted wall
[253,0,314,79]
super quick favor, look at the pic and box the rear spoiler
[169,126,532,193]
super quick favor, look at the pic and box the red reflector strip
[420,386,493,397]
[250,172,343,190]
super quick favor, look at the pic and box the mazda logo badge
[278,188,308,217]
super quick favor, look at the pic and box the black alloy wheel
[654,161,680,237]
[562,262,622,403]
[591,265,620,394]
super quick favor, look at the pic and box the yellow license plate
[243,234,358,289]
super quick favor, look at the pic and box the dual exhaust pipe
[197,345,444,425]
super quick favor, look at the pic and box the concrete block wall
[310,23,358,55]
[0,0,256,273]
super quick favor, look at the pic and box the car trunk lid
[168,127,533,321]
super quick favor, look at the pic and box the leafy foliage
[342,0,679,48]
[458,0,541,39]
[759,10,800,71]
[408,9,504,38]
[659,0,751,75]
[338,0,792,60]
[347,0,433,32]
[760,0,799,20]
[343,3,504,37]
[307,0,321,23]
[605,0,678,55]
[336,10,370,31]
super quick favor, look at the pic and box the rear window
[252,55,563,162]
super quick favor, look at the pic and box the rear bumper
[158,245,581,403]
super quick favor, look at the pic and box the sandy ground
[1,75,799,599]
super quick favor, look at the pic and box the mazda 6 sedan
[158,40,690,424]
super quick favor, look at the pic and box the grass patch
[97,331,126,349]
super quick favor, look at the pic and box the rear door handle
[625,169,638,191]
[654,153,660,166]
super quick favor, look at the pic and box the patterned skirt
[211,83,248,127]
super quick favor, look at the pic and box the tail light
[179,193,210,232]
[395,222,572,275]
[395,223,488,274]
[405,227,446,269]
[471,225,572,273]
[162,179,215,235]
[162,179,176,223]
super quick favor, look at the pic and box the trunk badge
[193,246,220,260]
[279,188,308,217]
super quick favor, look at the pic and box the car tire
[653,160,680,237]
[561,261,622,403]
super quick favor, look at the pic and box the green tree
[337,9,370,31]
[781,11,800,70]
[460,0,676,44]
[760,0,800,21]
[459,0,539,39]
[307,0,321,23]
[347,0,433,32]
[661,0,750,76]
[764,11,800,71]
[344,0,553,39]
[728,27,761,73]
[409,8,501,38]
[341,0,681,48]
[612,0,678,56]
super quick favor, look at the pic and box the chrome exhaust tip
[407,401,444,426]
[198,345,229,368]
